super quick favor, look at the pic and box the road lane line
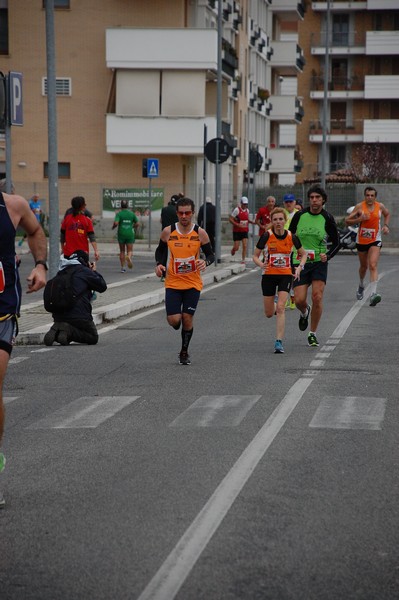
[309,396,386,430]
[137,377,313,600]
[169,395,262,428]
[137,268,398,600]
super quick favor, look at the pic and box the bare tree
[350,144,399,183]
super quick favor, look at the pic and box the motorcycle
[338,206,358,252]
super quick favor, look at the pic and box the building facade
[297,0,399,183]
[0,0,305,216]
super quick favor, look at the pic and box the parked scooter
[338,206,358,252]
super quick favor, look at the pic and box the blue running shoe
[274,340,284,354]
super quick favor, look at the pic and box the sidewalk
[16,243,247,345]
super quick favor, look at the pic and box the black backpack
[43,267,82,312]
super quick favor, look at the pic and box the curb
[16,263,246,345]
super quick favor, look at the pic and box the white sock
[370,282,377,295]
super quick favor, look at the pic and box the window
[332,14,349,46]
[42,77,71,96]
[44,162,70,178]
[0,7,8,55]
[329,146,346,172]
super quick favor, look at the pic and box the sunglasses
[177,210,192,216]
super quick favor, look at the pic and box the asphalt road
[1,252,398,599]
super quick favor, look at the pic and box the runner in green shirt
[289,185,340,348]
[112,200,139,272]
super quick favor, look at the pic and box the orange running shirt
[263,230,294,276]
[357,200,382,245]
[166,224,203,291]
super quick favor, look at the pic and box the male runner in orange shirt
[155,197,215,365]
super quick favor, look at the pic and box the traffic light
[142,158,148,178]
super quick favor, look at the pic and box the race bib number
[297,249,315,261]
[174,256,196,275]
[359,227,375,241]
[269,254,290,269]
[240,220,248,227]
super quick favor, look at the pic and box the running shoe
[298,305,311,331]
[120,268,126,273]
[0,452,5,473]
[274,340,284,354]
[179,350,191,365]
[231,248,236,256]
[369,293,381,307]
[290,297,296,310]
[356,285,364,300]
[126,256,133,269]
[307,332,319,347]
[43,328,58,346]
[0,491,5,509]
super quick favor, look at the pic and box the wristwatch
[35,260,48,270]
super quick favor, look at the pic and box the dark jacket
[52,263,107,322]
[161,204,178,229]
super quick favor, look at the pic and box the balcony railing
[309,119,363,135]
[310,73,363,92]
[310,31,365,49]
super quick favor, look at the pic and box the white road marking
[136,271,396,600]
[8,356,30,365]
[31,348,54,353]
[136,377,314,600]
[309,396,386,430]
[169,396,262,428]
[310,359,325,368]
[4,397,19,405]
[27,396,140,429]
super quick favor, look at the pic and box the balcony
[269,95,304,123]
[365,76,399,99]
[312,2,367,10]
[269,0,306,19]
[366,31,399,55]
[310,72,364,99]
[367,0,399,8]
[106,115,217,154]
[106,28,218,70]
[363,120,399,143]
[310,31,365,56]
[309,120,363,143]
[267,147,303,174]
[270,41,305,74]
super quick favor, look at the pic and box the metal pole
[148,177,152,250]
[203,124,207,231]
[45,0,60,277]
[214,0,222,263]
[321,0,331,189]
[4,75,12,193]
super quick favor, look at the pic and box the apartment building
[0,0,305,215]
[297,0,399,183]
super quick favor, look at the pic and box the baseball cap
[240,196,249,204]
[283,193,296,202]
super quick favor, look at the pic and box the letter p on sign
[10,71,23,126]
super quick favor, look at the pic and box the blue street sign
[9,71,23,126]
[147,158,159,178]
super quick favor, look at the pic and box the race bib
[297,249,315,261]
[240,220,248,227]
[269,253,290,269]
[359,227,375,241]
[174,256,196,275]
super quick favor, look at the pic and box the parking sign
[9,71,23,126]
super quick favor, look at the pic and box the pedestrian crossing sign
[147,158,159,178]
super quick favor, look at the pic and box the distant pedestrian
[60,196,99,261]
[43,251,107,346]
[112,199,139,272]
[197,196,216,251]
[160,194,180,230]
